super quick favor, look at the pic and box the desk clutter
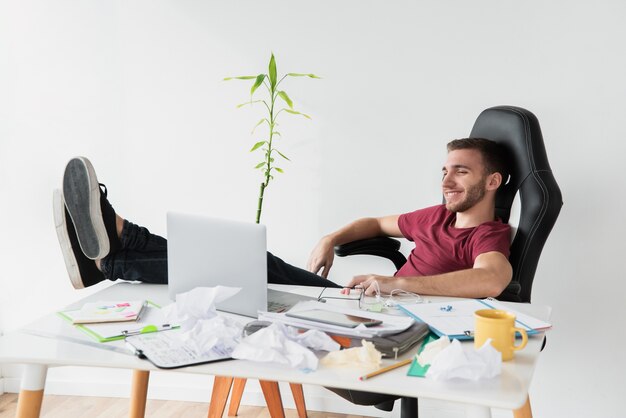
[58,287,551,380]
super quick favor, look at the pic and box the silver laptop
[167,212,316,317]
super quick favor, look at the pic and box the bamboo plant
[225,53,320,223]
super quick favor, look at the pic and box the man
[54,138,512,297]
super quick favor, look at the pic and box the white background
[1,1,625,417]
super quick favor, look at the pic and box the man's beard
[445,180,487,213]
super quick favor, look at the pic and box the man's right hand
[306,236,335,278]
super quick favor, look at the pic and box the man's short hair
[447,138,510,182]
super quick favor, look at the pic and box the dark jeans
[100,220,341,288]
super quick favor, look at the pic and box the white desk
[0,283,549,418]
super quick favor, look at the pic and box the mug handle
[512,327,528,351]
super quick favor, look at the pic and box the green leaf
[277,91,293,109]
[287,73,321,79]
[251,119,268,134]
[273,131,282,137]
[255,162,265,169]
[274,167,284,173]
[236,100,264,108]
[249,141,266,152]
[284,109,311,119]
[269,54,277,89]
[276,150,290,161]
[224,75,257,80]
[250,74,265,96]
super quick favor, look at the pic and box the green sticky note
[407,333,439,377]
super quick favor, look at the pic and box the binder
[329,321,430,359]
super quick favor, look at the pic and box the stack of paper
[259,301,414,338]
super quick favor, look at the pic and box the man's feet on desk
[62,156,120,259]
[53,189,106,289]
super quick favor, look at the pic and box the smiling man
[308,137,512,298]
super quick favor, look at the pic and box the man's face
[441,149,489,213]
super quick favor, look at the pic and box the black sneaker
[62,157,120,259]
[53,189,106,289]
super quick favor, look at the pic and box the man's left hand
[342,274,396,296]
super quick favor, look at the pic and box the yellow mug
[474,309,528,361]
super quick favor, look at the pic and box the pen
[122,324,173,336]
[358,358,413,381]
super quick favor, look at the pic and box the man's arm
[307,215,402,278]
[344,251,512,298]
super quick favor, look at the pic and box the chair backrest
[469,106,562,302]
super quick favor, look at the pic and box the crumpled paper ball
[320,340,382,368]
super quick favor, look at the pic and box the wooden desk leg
[208,376,234,418]
[129,370,150,418]
[289,383,307,418]
[259,380,285,418]
[513,396,533,418]
[227,378,247,416]
[16,364,48,418]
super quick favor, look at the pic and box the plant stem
[256,76,277,224]
[256,182,265,224]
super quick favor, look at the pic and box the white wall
[1,1,625,417]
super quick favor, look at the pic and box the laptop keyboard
[267,301,290,313]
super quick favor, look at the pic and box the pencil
[358,357,413,381]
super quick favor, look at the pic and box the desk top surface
[0,282,550,410]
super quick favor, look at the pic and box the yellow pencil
[358,357,413,381]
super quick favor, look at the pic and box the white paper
[426,339,501,380]
[161,286,245,357]
[163,286,242,331]
[416,336,450,366]
[232,322,340,371]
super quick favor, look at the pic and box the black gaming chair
[330,105,563,416]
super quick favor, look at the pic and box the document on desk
[58,302,177,343]
[398,298,552,340]
[125,329,233,369]
[259,301,414,338]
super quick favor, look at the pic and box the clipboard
[125,329,233,369]
[58,301,177,342]
[398,298,551,340]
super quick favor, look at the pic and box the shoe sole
[63,157,109,259]
[53,189,85,289]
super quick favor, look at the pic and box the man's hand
[341,274,397,296]
[306,236,335,278]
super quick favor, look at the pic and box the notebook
[167,212,317,317]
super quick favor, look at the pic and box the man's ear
[486,172,502,191]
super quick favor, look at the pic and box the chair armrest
[496,281,522,302]
[334,237,407,271]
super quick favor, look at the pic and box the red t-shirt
[395,205,511,277]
